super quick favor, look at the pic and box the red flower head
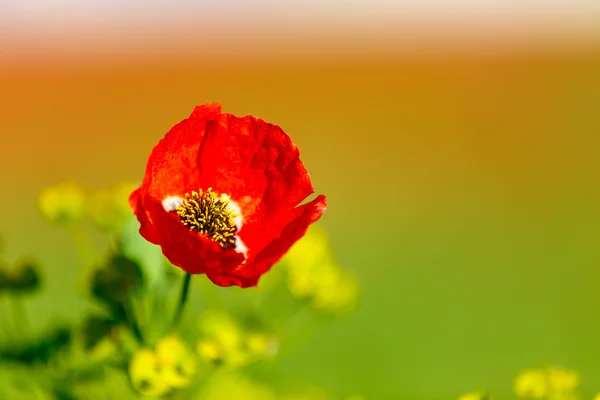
[129,103,326,288]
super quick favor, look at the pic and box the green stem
[171,273,192,329]
[123,301,144,344]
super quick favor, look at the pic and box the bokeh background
[2,1,600,399]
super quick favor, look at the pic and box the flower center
[175,188,238,249]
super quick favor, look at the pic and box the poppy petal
[130,103,326,286]
[145,103,221,201]
[205,195,327,287]
[196,113,315,256]
[144,197,245,274]
[128,187,160,244]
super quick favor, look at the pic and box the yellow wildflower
[312,270,359,313]
[199,312,243,351]
[547,366,579,393]
[246,333,279,359]
[458,392,490,400]
[129,336,197,396]
[128,349,171,397]
[155,335,197,388]
[196,312,278,369]
[284,225,359,314]
[197,338,223,364]
[38,181,85,226]
[514,369,549,399]
[197,312,249,368]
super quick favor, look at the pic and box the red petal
[196,113,315,257]
[128,187,160,244]
[206,195,327,287]
[144,197,244,274]
[144,103,222,202]
[130,103,326,285]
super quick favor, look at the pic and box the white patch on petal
[234,236,248,258]
[228,199,244,230]
[162,196,183,212]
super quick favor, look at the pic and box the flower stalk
[172,272,192,329]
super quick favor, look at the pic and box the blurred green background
[2,3,600,398]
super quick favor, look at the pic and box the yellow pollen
[175,188,238,249]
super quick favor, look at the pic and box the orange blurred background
[2,2,600,398]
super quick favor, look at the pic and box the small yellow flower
[197,338,223,364]
[284,225,359,314]
[155,335,197,388]
[38,181,86,226]
[285,224,332,269]
[128,349,171,397]
[246,333,279,359]
[197,312,252,368]
[196,312,278,369]
[312,270,359,314]
[593,393,600,400]
[515,369,549,399]
[547,366,579,393]
[129,336,197,396]
[199,312,243,351]
[458,392,490,400]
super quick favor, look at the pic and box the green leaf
[119,216,167,293]
[0,324,72,365]
[0,260,43,296]
[80,314,119,350]
[0,366,55,400]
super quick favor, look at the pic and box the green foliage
[0,324,71,365]
[0,181,362,399]
[80,314,119,350]
[0,260,43,295]
[119,215,169,294]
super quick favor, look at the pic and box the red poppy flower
[129,103,326,288]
